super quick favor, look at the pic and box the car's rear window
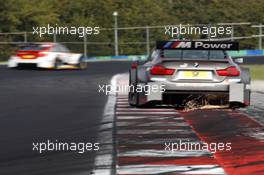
[20,45,49,51]
[162,50,226,60]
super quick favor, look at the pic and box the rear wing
[156,41,239,50]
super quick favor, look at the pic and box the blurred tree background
[0,0,264,60]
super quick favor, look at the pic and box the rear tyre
[128,69,140,107]
[54,59,62,70]
[128,90,139,107]
[77,57,87,70]
[229,102,244,109]
[9,66,18,70]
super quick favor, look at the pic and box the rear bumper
[164,81,229,91]
[137,81,250,106]
[8,56,54,68]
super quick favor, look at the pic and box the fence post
[24,32,27,43]
[259,23,262,50]
[231,24,234,41]
[84,32,87,58]
[114,13,119,56]
[53,33,56,42]
[146,26,150,56]
[207,24,211,40]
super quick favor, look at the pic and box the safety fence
[1,22,264,61]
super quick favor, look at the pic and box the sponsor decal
[157,41,239,50]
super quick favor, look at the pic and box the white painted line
[116,101,129,104]
[116,103,129,106]
[119,138,199,145]
[116,108,177,112]
[239,110,264,127]
[119,114,178,116]
[117,164,226,174]
[93,73,122,175]
[116,121,189,127]
[117,95,128,98]
[117,116,184,120]
[116,99,128,102]
[118,149,211,157]
[117,129,194,135]
[116,111,178,115]
[247,130,264,140]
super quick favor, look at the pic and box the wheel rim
[79,61,87,69]
[54,59,62,69]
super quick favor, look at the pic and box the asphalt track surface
[0,62,263,175]
[0,62,131,175]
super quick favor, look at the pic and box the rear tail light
[15,51,48,58]
[16,52,36,59]
[150,65,175,75]
[16,46,50,58]
[216,66,240,76]
[37,51,48,57]
[131,62,138,69]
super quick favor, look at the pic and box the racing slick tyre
[54,58,62,70]
[229,102,245,109]
[129,91,153,108]
[128,66,155,108]
[77,57,88,70]
[128,72,152,108]
[128,91,139,107]
[128,70,140,107]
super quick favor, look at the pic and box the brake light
[131,62,138,69]
[16,53,21,57]
[150,65,175,75]
[38,51,48,57]
[15,50,48,58]
[216,66,240,76]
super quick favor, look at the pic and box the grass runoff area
[243,65,264,80]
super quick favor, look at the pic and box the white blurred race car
[8,43,87,69]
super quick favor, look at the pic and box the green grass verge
[242,65,264,80]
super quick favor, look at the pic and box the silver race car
[128,40,250,108]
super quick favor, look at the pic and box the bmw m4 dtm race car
[8,43,87,69]
[128,40,251,108]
